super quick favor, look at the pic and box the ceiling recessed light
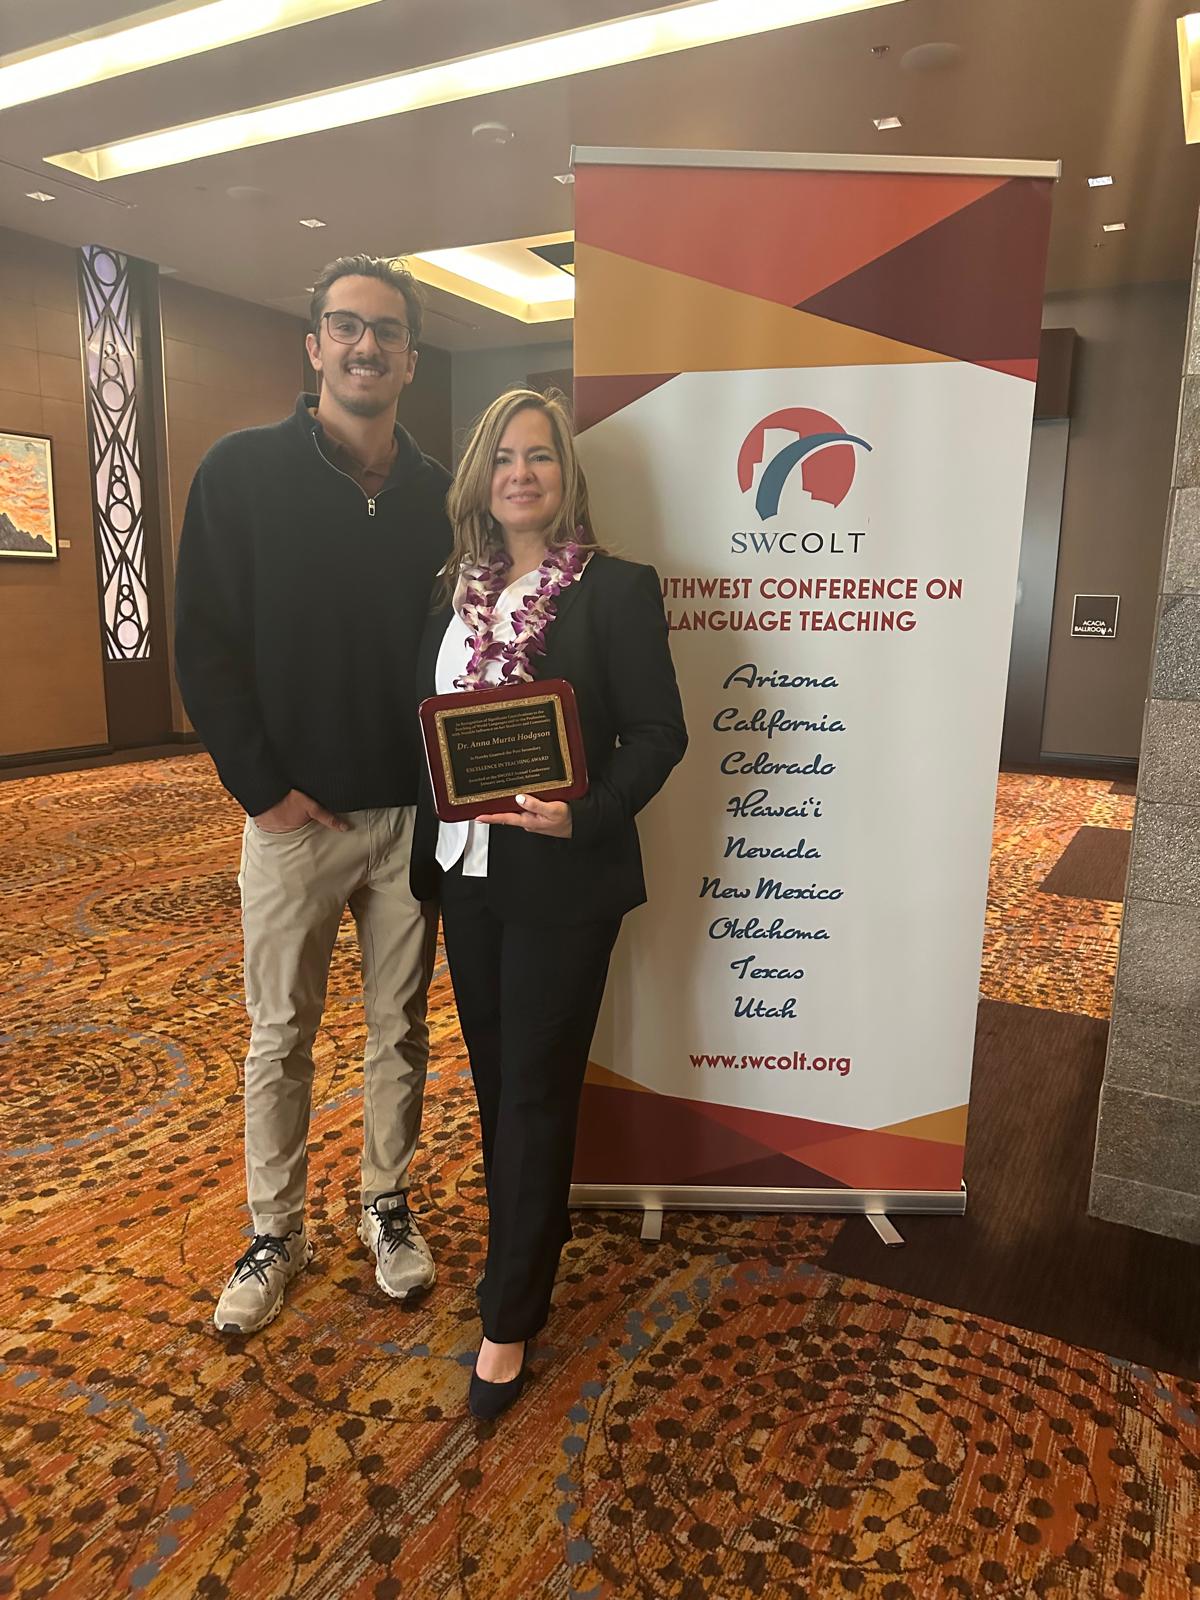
[299,217,327,228]
[873,115,903,130]
[25,190,55,202]
[0,0,384,112]
[471,121,514,145]
[1102,221,1126,232]
[900,41,962,73]
[1087,174,1114,187]
[46,0,907,181]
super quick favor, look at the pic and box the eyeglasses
[320,310,413,353]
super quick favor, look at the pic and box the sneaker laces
[231,1233,292,1285]
[371,1197,415,1255]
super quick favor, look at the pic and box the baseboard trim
[0,741,112,770]
[0,737,202,781]
[1003,753,1138,782]
[1038,752,1137,768]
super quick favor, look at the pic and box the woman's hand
[478,794,573,838]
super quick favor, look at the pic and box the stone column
[1089,218,1200,1242]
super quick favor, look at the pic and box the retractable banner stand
[570,148,1057,1221]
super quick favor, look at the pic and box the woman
[411,389,687,1419]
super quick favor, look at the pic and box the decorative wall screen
[79,245,150,661]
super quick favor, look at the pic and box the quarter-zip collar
[292,393,429,515]
[321,423,397,491]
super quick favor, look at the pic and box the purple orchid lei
[454,535,591,691]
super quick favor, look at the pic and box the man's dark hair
[309,255,424,346]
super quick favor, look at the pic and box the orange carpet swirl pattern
[2,757,1198,1598]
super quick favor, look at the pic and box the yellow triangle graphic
[575,244,953,377]
[876,1104,969,1146]
[584,1059,652,1094]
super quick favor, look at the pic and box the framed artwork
[0,431,58,560]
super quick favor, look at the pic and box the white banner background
[582,357,1035,1140]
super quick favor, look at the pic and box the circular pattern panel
[0,1024,189,1161]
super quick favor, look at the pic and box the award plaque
[419,677,589,822]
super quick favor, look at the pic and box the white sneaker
[358,1193,435,1300]
[213,1226,313,1335]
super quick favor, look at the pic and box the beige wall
[0,227,107,758]
[159,279,309,730]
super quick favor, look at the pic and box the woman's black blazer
[410,553,688,924]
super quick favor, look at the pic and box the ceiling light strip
[0,0,383,113]
[408,232,576,325]
[46,0,904,181]
[415,248,576,307]
[409,257,573,325]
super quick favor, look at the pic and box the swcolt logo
[737,408,872,519]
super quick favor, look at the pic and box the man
[175,255,451,1335]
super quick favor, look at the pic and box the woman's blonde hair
[440,388,601,602]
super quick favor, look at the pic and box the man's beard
[337,388,394,418]
[331,364,395,417]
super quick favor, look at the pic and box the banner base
[867,1213,907,1248]
[569,1183,967,1216]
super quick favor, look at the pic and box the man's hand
[478,793,572,838]
[253,788,348,833]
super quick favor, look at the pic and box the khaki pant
[237,807,437,1237]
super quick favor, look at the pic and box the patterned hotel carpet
[979,774,1132,1021]
[2,758,1199,1599]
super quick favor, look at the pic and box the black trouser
[440,863,621,1344]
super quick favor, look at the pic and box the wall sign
[1071,594,1119,639]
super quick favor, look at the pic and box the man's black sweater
[174,396,452,817]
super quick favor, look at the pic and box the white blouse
[434,567,545,878]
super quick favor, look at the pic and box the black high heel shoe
[468,1343,528,1420]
